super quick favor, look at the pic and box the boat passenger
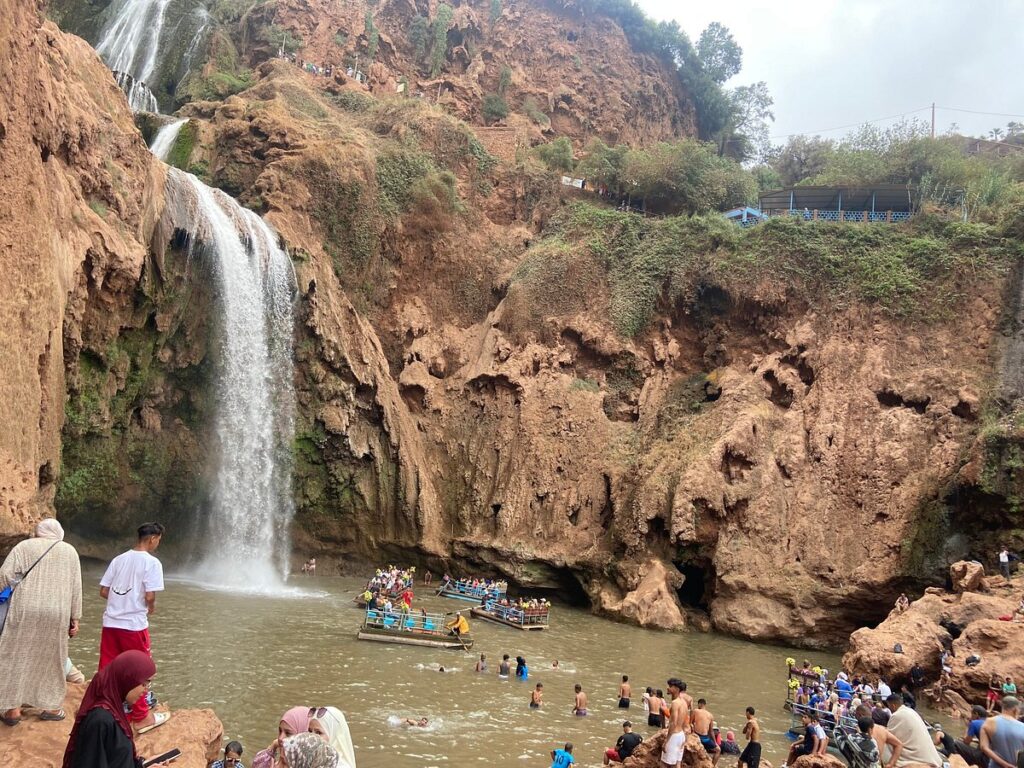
[884,694,942,768]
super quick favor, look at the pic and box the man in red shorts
[99,522,168,733]
[604,721,643,765]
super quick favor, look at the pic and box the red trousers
[99,627,151,723]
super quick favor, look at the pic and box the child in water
[530,683,543,709]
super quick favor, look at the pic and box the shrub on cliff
[482,93,509,125]
[528,202,1016,337]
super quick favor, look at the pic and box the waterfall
[114,71,159,114]
[94,3,300,588]
[97,0,173,89]
[163,169,298,589]
[150,118,187,162]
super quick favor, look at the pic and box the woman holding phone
[62,649,170,768]
[251,707,311,768]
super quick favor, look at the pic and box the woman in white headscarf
[0,518,82,725]
[308,706,356,767]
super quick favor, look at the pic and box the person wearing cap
[604,721,643,765]
[661,678,689,767]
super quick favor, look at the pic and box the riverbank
[0,683,222,768]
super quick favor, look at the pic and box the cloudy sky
[635,0,1024,144]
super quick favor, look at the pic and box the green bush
[482,93,509,124]
[521,97,549,127]
[430,4,454,77]
[376,148,434,215]
[365,11,380,61]
[535,137,574,172]
[330,90,374,113]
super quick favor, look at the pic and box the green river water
[72,570,852,767]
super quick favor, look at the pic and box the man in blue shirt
[836,677,853,702]
[551,742,575,767]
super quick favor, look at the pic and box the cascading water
[162,169,297,589]
[96,0,173,111]
[93,1,300,588]
[149,118,187,162]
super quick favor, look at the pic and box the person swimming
[515,656,528,680]
[531,683,543,709]
[499,654,511,679]
[403,717,429,728]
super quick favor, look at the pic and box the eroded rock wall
[0,0,164,548]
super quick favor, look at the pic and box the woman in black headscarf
[62,650,156,768]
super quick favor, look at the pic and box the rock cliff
[843,562,1024,712]
[2,0,1022,648]
[0,0,165,550]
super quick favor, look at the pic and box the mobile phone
[142,747,181,766]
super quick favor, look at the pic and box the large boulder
[792,754,848,768]
[950,561,986,593]
[843,575,1022,702]
[622,732,715,768]
[0,683,224,768]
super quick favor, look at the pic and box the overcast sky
[635,0,1024,144]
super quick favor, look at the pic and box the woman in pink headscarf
[251,707,311,768]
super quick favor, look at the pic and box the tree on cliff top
[697,22,741,84]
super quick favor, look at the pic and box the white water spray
[93,2,300,589]
[149,118,187,162]
[163,169,297,589]
[97,0,173,92]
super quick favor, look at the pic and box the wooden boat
[435,579,507,603]
[471,602,549,631]
[356,609,474,650]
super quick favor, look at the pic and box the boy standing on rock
[99,522,168,733]
[662,678,690,768]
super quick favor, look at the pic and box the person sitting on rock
[894,593,910,613]
[603,721,642,765]
[783,712,826,767]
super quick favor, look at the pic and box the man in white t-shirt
[99,522,168,732]
[999,546,1011,581]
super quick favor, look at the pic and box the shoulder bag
[0,539,60,635]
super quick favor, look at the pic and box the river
[72,569,846,767]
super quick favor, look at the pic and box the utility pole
[931,103,935,139]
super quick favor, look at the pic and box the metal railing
[779,209,912,223]
[363,608,452,634]
[483,599,550,626]
[438,580,507,599]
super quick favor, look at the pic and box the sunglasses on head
[308,707,328,719]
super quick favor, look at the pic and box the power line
[936,106,1024,120]
[768,106,932,140]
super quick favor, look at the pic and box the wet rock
[950,561,986,593]
[622,732,714,768]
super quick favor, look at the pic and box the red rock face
[0,0,164,548]
[843,565,1024,710]
[241,0,697,146]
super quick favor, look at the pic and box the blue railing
[484,599,550,626]
[781,209,911,223]
[438,579,506,599]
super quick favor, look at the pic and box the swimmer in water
[438,666,446,673]
[499,654,511,678]
[531,683,544,708]
[402,717,429,727]
[552,660,559,670]
[573,684,588,716]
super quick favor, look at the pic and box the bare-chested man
[679,681,694,710]
[574,684,589,716]
[661,678,690,768]
[619,676,632,709]
[693,699,721,766]
[855,704,903,768]
[739,707,761,768]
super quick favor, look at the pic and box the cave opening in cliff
[675,561,715,610]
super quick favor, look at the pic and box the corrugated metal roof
[759,185,914,212]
